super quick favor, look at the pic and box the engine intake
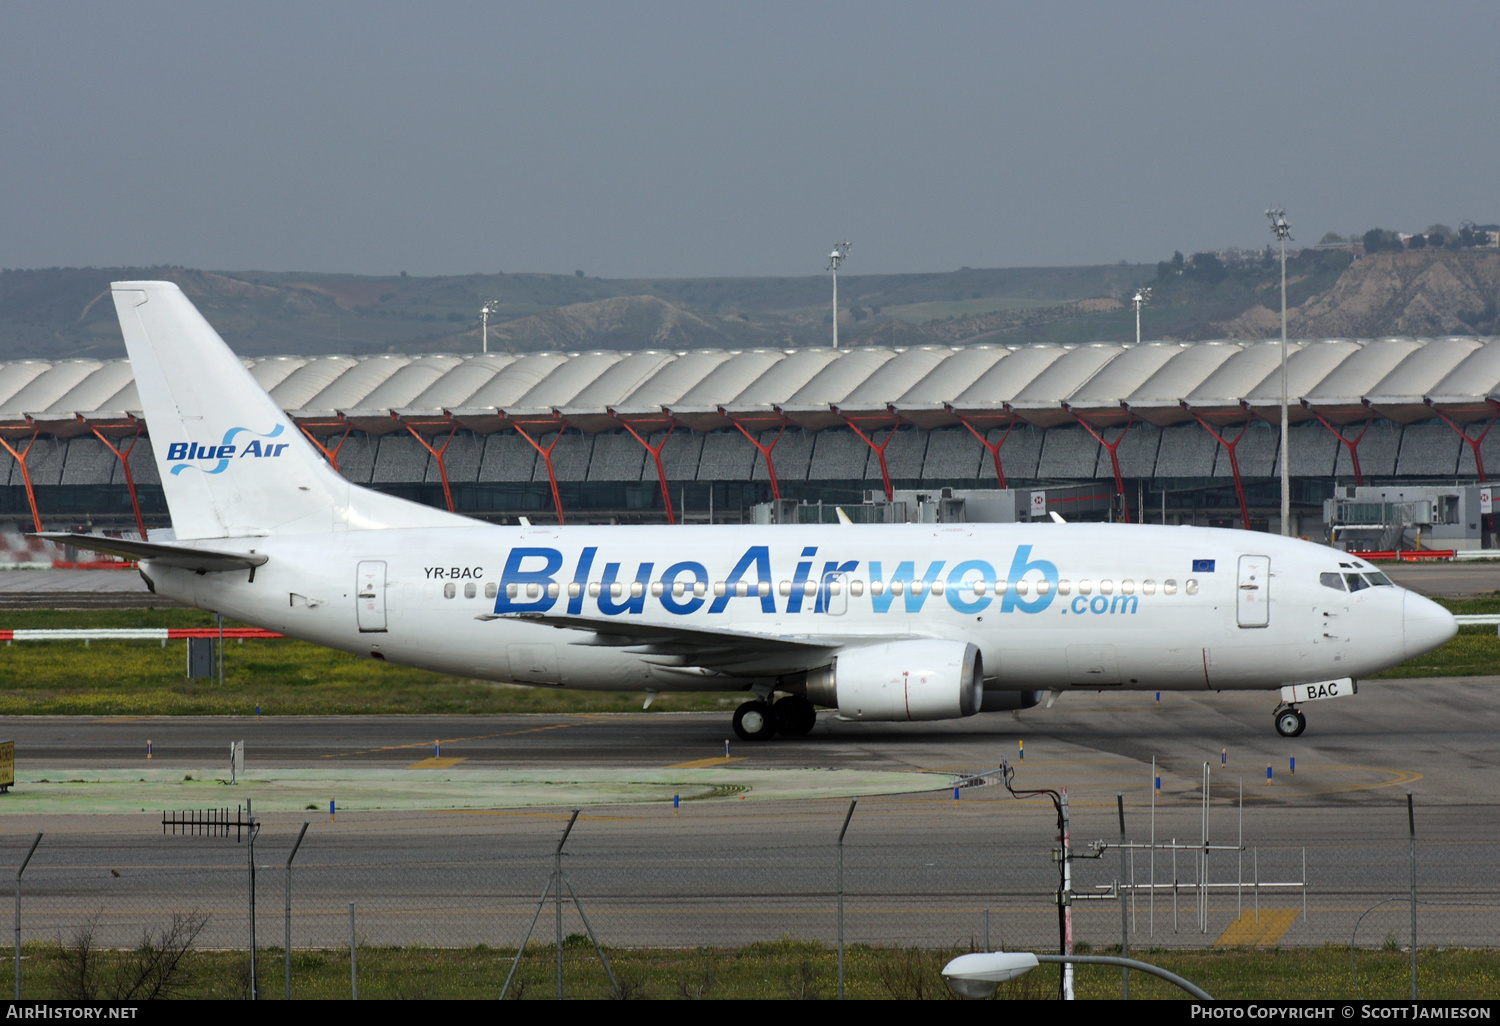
[804,640,982,721]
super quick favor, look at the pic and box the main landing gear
[732,695,818,741]
[1273,704,1306,738]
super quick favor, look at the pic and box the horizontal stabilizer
[35,533,267,573]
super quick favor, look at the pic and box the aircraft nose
[1403,590,1457,660]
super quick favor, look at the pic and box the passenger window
[1365,572,1393,587]
[1015,580,1029,596]
[630,582,644,598]
[1121,580,1135,596]
[650,581,663,597]
[735,581,748,597]
[1142,580,1156,595]
[828,580,843,595]
[850,580,864,597]
[610,582,623,599]
[870,580,885,596]
[546,582,559,599]
[443,583,456,599]
[1034,580,1048,595]
[506,583,518,598]
[464,582,476,599]
[1100,580,1114,595]
[527,583,541,599]
[1344,573,1370,592]
[588,582,601,598]
[1056,580,1069,595]
[758,581,771,597]
[930,580,945,595]
[994,580,1008,594]
[1163,579,1178,595]
[693,581,706,597]
[1078,579,1093,595]
[1185,579,1199,595]
[714,581,726,597]
[890,580,905,595]
[803,580,818,596]
[486,582,499,599]
[1319,573,1345,591]
[780,581,792,596]
[673,581,686,597]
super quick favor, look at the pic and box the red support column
[730,417,789,500]
[1188,412,1254,531]
[956,416,1016,488]
[90,424,149,539]
[510,419,568,526]
[0,431,43,533]
[298,422,353,473]
[405,421,461,513]
[1308,411,1374,487]
[838,414,903,502]
[614,416,678,525]
[1070,413,1136,522]
[1429,404,1497,483]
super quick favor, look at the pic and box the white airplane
[47,281,1457,740]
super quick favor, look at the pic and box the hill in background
[1,249,1496,363]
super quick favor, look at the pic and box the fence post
[246,799,259,1000]
[836,799,857,1001]
[349,903,357,1000]
[1117,793,1129,999]
[1404,792,1416,996]
[12,834,41,1002]
[284,822,309,1001]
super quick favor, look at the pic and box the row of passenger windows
[1319,571,1393,592]
[436,577,1201,600]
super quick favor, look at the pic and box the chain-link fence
[6,787,1498,999]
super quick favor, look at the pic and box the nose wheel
[1274,705,1306,738]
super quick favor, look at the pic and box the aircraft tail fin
[112,281,469,539]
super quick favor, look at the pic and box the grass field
[1,599,1495,717]
[13,938,1498,1000]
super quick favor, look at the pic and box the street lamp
[942,951,1213,1001]
[827,242,851,349]
[1266,209,1293,536]
[1131,287,1151,346]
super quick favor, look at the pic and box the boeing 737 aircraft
[46,282,1457,740]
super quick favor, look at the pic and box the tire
[774,695,817,737]
[1274,709,1302,738]
[733,700,778,741]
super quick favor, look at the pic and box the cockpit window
[1319,572,1345,591]
[1344,573,1371,592]
[1365,571,1393,587]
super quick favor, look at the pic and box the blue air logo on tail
[167,425,289,475]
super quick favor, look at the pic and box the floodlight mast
[1266,209,1293,536]
[828,242,851,349]
[480,301,498,355]
[1132,287,1151,346]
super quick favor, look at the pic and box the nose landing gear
[1274,705,1306,738]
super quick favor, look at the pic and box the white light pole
[828,242,851,349]
[1132,287,1151,346]
[1267,209,1292,536]
[480,301,498,354]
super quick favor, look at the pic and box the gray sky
[4,1,1497,278]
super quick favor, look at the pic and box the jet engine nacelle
[805,640,982,721]
[980,688,1045,712]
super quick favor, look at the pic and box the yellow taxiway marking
[1215,909,1300,947]
[322,722,576,759]
[667,756,745,769]
[405,757,468,769]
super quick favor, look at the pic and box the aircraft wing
[35,533,268,573]
[488,611,836,671]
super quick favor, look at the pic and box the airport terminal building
[4,336,1500,548]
